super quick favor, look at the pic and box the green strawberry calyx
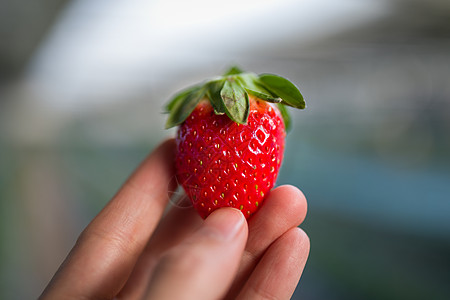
[164,66,305,131]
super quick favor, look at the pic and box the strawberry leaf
[259,74,305,109]
[236,73,282,103]
[164,86,200,113]
[207,79,226,115]
[164,67,305,132]
[220,79,249,124]
[276,102,291,132]
[165,86,206,128]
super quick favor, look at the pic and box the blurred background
[1,0,450,299]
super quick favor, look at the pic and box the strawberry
[165,66,305,219]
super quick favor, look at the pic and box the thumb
[144,208,248,300]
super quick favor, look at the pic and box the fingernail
[205,208,246,240]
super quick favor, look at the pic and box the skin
[40,139,310,300]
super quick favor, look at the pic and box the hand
[40,139,309,300]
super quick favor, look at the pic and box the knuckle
[248,284,280,300]
[78,224,140,256]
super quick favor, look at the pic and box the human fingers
[226,185,307,298]
[143,208,248,300]
[236,227,310,300]
[40,139,177,300]
[117,200,202,300]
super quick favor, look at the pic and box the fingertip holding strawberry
[165,66,305,219]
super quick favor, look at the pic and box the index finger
[40,139,177,300]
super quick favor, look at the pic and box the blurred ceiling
[21,0,390,109]
[1,0,449,107]
[0,0,70,80]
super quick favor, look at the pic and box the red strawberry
[165,66,305,219]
